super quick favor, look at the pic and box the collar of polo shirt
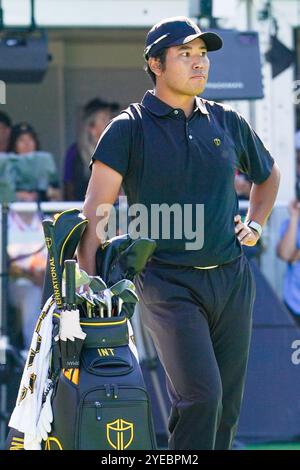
[142,90,209,117]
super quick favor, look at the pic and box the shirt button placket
[186,122,193,140]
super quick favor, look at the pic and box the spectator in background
[7,123,58,350]
[64,98,120,201]
[8,191,48,352]
[295,130,300,199]
[277,200,300,328]
[9,121,40,153]
[8,122,60,201]
[234,170,252,201]
[0,111,12,152]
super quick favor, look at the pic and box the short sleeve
[231,111,274,184]
[90,113,131,178]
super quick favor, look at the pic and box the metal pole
[0,0,4,31]
[0,202,9,448]
[30,0,36,30]
[246,0,257,127]
[0,203,8,337]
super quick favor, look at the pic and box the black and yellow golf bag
[47,314,156,450]
[7,209,157,450]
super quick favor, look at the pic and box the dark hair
[144,48,168,85]
[8,122,40,153]
[83,98,120,119]
[0,111,12,128]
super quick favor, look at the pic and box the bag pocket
[76,386,157,450]
[81,345,134,377]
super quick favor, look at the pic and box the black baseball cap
[144,16,223,60]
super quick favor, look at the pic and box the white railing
[2,199,290,294]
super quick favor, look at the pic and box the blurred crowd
[1,100,300,354]
[0,97,121,354]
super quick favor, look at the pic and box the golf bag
[47,314,156,450]
[7,209,157,450]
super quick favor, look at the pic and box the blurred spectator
[9,121,40,154]
[64,98,120,201]
[277,200,300,327]
[6,123,59,350]
[0,111,12,152]
[8,122,61,201]
[295,130,300,200]
[234,170,252,201]
[295,129,300,164]
[8,192,47,351]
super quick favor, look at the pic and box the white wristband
[247,220,262,237]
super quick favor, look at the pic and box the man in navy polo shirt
[78,16,280,450]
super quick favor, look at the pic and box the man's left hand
[234,215,260,246]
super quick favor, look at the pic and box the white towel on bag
[9,296,55,450]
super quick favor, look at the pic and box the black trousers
[135,254,256,450]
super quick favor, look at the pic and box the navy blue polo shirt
[91,90,274,267]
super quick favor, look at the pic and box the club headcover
[41,209,88,305]
[96,235,156,286]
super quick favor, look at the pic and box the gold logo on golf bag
[106,419,134,450]
[45,237,52,249]
[98,348,115,357]
[213,138,221,146]
[44,437,63,450]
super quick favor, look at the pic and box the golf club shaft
[65,259,76,309]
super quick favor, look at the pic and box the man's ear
[148,57,163,78]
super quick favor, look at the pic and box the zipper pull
[105,384,111,398]
[113,384,118,399]
[95,401,102,421]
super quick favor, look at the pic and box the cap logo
[144,33,170,57]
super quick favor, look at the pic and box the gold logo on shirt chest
[213,138,221,146]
